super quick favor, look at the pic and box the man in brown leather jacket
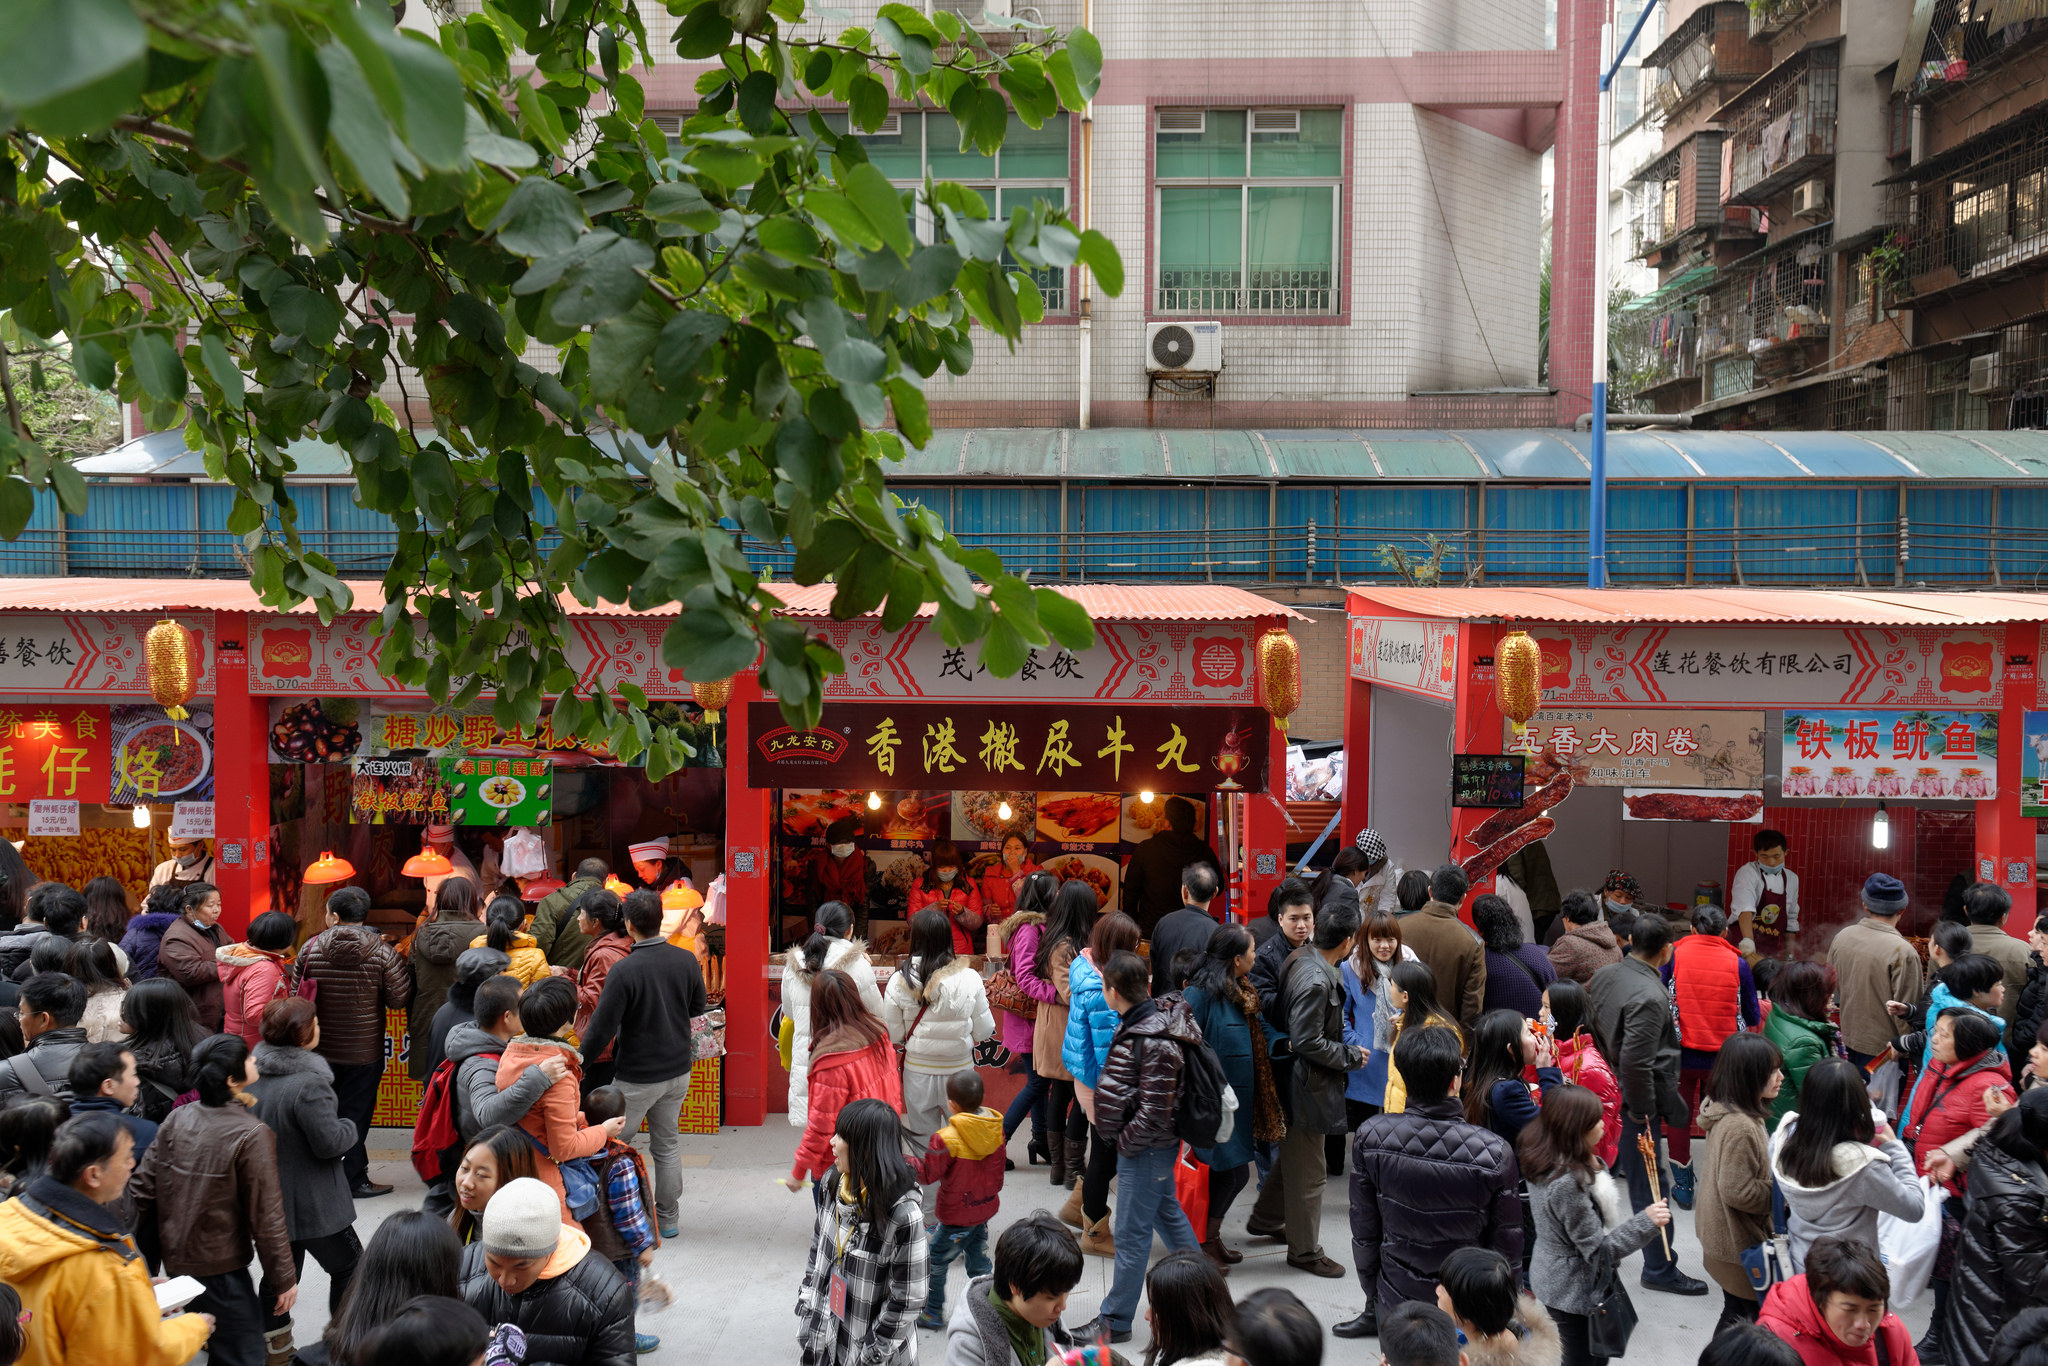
[293,885,411,1197]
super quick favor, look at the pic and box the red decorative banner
[746,702,1269,794]
[0,705,113,802]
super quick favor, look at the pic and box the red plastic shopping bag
[1175,1144,1210,1233]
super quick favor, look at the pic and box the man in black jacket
[1146,862,1222,1000]
[1587,911,1708,1296]
[1247,892,1363,1279]
[460,1175,635,1365]
[580,890,707,1240]
[1122,797,1223,935]
[1337,1025,1522,1339]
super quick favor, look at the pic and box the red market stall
[720,584,1302,1126]
[1341,588,2046,946]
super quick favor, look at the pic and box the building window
[1154,108,1343,315]
[824,111,1072,311]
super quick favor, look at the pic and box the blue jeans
[1099,1144,1200,1332]
[1618,1114,1677,1276]
[925,1221,993,1318]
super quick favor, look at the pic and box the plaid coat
[796,1177,926,1366]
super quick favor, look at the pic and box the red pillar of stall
[1243,613,1292,919]
[1987,621,2040,934]
[723,668,774,1127]
[1340,670,1371,852]
[209,611,270,939]
[1448,620,1507,923]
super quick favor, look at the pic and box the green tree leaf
[492,177,588,257]
[201,334,245,403]
[69,340,114,390]
[317,43,411,216]
[129,333,186,404]
[0,0,143,113]
[1078,227,1124,296]
[844,163,914,258]
[0,478,33,542]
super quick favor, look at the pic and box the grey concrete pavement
[271,1125,1933,1364]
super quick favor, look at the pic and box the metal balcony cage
[1886,319,2048,430]
[1722,42,1841,204]
[1903,0,2048,97]
[1697,225,1833,391]
[1896,113,2048,300]
[1644,3,1773,124]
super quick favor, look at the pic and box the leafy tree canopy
[0,0,1120,776]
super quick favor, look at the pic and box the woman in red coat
[1545,979,1623,1168]
[1757,1236,1917,1366]
[978,831,1042,919]
[909,840,984,954]
[786,969,902,1188]
[1905,1009,2014,1195]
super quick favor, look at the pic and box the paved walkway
[276,1125,1933,1363]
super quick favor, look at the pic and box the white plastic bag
[1877,1177,1944,1306]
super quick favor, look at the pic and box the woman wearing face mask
[808,816,870,937]
[149,835,217,890]
[1340,907,1419,1129]
[910,841,986,955]
[980,831,1043,917]
[158,880,228,1033]
[1599,870,1640,923]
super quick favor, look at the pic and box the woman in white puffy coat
[784,902,887,1128]
[884,907,997,1151]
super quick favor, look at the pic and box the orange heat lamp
[402,848,455,879]
[662,886,704,912]
[303,851,356,885]
[521,875,565,902]
[604,875,633,897]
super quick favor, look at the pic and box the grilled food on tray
[1039,794,1122,837]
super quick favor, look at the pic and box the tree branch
[0,341,27,442]
[114,118,413,234]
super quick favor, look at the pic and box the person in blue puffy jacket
[1057,911,1140,1256]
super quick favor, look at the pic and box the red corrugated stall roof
[0,578,1303,624]
[1345,586,2048,625]
[761,583,1304,621]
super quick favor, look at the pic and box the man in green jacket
[532,858,608,969]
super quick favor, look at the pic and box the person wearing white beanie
[461,1177,636,1364]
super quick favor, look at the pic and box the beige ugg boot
[1079,1213,1116,1258]
[1058,1182,1087,1228]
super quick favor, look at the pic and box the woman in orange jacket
[494,977,623,1223]
[908,840,984,954]
[978,831,1042,920]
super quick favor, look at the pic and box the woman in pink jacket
[216,911,299,1048]
[995,871,1061,1168]
[1546,979,1622,1167]
[786,970,901,1189]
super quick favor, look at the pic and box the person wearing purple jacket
[1014,875,1093,1189]
[996,872,1062,1168]
[1474,894,1557,1021]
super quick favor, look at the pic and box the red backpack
[411,1052,495,1180]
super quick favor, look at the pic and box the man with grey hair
[1827,872,1923,1071]
[1659,905,1759,1209]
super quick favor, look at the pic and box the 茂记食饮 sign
[747,703,1269,794]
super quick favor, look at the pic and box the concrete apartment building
[1618,0,2048,431]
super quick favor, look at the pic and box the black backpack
[1118,1009,1236,1149]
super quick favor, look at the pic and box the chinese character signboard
[268,696,717,768]
[1350,618,1459,701]
[1528,625,2011,707]
[809,619,1261,704]
[0,614,211,696]
[1508,710,1766,788]
[109,705,214,803]
[1452,755,1526,808]
[0,706,111,801]
[170,801,215,842]
[26,800,78,837]
[1781,711,1999,798]
[442,757,553,826]
[748,703,1269,795]
[2021,711,2048,818]
[349,758,452,824]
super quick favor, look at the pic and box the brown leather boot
[1203,1210,1243,1264]
[1079,1213,1116,1258]
[1064,1135,1088,1190]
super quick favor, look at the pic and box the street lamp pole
[1589,0,1661,588]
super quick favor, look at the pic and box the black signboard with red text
[746,703,1269,794]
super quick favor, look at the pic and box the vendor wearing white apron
[630,836,695,898]
[1730,827,1799,959]
[149,836,216,890]
[421,821,479,912]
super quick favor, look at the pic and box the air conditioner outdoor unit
[1969,351,2009,394]
[1793,178,1829,218]
[1147,321,1223,373]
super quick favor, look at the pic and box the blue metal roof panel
[1264,433,1375,478]
[1462,430,1591,478]
[1370,435,1489,479]
[1753,432,1917,477]
[1548,431,1701,478]
[1853,433,2029,480]
[1656,431,1809,477]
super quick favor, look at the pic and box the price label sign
[1452,754,1527,809]
[27,799,79,837]
[170,801,215,842]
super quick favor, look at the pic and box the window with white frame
[1154,108,1343,316]
[823,111,1072,311]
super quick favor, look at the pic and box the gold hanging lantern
[1255,627,1301,734]
[145,619,200,726]
[691,677,733,723]
[1495,628,1543,738]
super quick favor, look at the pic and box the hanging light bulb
[867,790,882,811]
[131,805,150,829]
[1140,790,1156,804]
[997,800,1013,821]
[1872,801,1891,850]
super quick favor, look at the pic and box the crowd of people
[10,816,2048,1366]
[0,834,708,1366]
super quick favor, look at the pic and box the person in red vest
[1662,903,1761,1212]
[805,816,870,935]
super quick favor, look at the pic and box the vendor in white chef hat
[629,835,695,897]
[421,820,479,912]
[1730,827,1799,959]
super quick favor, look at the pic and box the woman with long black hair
[995,869,1062,1164]
[296,1210,464,1366]
[474,896,547,986]
[119,975,208,1122]
[1142,1249,1235,1366]
[1019,877,1098,1189]
[909,840,985,954]
[795,1097,926,1366]
[883,907,995,1156]
[1464,1008,1562,1145]
[1383,959,1463,1113]
[1771,1056,1924,1273]
[1183,922,1281,1268]
[1696,1031,1783,1333]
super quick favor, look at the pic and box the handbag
[1739,1179,1794,1295]
[985,964,1038,1021]
[1174,1145,1210,1234]
[1587,1252,1639,1358]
